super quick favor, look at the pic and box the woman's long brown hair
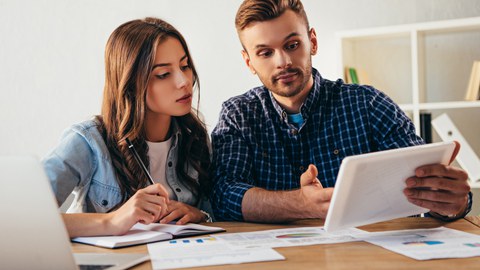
[97,17,211,205]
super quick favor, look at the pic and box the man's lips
[275,71,298,83]
[176,94,192,103]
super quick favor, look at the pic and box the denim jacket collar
[169,118,182,148]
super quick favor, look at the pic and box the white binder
[431,113,480,183]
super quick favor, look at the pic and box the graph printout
[359,227,480,260]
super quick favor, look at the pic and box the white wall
[1,0,479,213]
[1,0,479,157]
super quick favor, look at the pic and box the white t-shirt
[147,137,177,200]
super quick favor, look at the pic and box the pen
[125,138,156,185]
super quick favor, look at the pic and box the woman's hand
[159,200,206,225]
[106,183,169,235]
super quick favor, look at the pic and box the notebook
[73,222,225,248]
[324,141,456,232]
[0,156,149,270]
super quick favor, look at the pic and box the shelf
[337,16,480,131]
[398,104,414,111]
[400,101,480,111]
[337,17,480,189]
[336,16,480,39]
[419,101,480,110]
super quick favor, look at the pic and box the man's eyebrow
[253,32,300,49]
[151,55,188,70]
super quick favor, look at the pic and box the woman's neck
[145,114,172,142]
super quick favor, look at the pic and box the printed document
[147,236,284,270]
[214,226,363,249]
[358,227,480,260]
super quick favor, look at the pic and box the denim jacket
[42,119,214,218]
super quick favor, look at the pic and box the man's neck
[272,77,314,114]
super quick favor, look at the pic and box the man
[211,0,472,223]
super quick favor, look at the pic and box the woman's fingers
[142,183,170,203]
[160,210,184,224]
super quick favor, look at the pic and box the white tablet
[324,141,456,232]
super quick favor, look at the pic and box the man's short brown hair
[235,0,309,32]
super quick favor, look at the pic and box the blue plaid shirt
[211,68,424,221]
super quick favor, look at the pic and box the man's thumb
[300,164,321,187]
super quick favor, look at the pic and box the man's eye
[285,41,299,51]
[155,73,169,79]
[258,50,273,57]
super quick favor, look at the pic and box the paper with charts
[147,237,284,270]
[213,226,363,249]
[358,227,480,260]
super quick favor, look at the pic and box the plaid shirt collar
[267,68,324,130]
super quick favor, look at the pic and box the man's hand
[241,164,333,222]
[299,164,334,219]
[404,141,471,217]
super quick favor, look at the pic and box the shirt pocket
[87,179,122,213]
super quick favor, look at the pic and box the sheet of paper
[358,227,480,260]
[214,226,363,249]
[147,236,284,270]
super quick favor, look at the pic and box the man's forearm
[241,187,312,223]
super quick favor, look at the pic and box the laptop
[0,156,149,270]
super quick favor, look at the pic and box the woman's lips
[176,94,192,103]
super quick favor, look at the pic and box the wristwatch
[200,210,213,223]
[430,191,472,221]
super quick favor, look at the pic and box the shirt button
[168,161,173,167]
[291,129,298,135]
[101,200,108,206]
[282,111,287,119]
[299,166,305,172]
[175,188,182,192]
[333,149,340,155]
[262,152,268,158]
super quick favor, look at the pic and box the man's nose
[275,51,292,69]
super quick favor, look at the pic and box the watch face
[201,210,212,222]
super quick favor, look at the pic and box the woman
[42,17,213,238]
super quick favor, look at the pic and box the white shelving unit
[336,17,480,188]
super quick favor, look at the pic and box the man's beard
[260,59,312,98]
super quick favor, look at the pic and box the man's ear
[309,28,318,56]
[241,49,257,75]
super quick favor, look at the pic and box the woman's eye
[181,64,191,71]
[155,73,169,79]
[286,41,299,51]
